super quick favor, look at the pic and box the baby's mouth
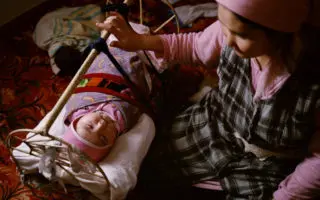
[100,135,108,145]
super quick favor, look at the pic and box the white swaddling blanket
[13,107,155,200]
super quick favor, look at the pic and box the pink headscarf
[215,0,319,32]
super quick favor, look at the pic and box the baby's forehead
[79,110,100,119]
[79,110,110,121]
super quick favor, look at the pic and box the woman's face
[218,4,272,58]
[75,111,117,146]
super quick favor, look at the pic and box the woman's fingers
[96,24,120,39]
[96,11,142,52]
[96,15,128,35]
[108,11,125,21]
[96,22,109,30]
[104,12,126,29]
[109,40,121,48]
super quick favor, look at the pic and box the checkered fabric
[156,46,320,199]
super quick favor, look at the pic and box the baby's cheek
[90,133,101,142]
[107,131,117,145]
[102,127,117,145]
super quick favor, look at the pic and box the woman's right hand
[96,12,144,52]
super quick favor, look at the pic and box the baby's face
[75,111,117,146]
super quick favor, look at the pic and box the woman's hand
[97,11,165,55]
[96,12,144,52]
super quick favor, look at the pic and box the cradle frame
[5,0,180,198]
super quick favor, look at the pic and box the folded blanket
[175,3,218,25]
[33,4,105,74]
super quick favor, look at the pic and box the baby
[62,32,156,162]
[62,100,131,162]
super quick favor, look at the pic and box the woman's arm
[96,12,224,68]
[273,154,320,200]
[273,113,320,200]
[158,21,224,67]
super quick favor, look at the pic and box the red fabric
[83,73,128,84]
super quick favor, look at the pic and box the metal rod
[40,30,110,134]
[153,15,175,33]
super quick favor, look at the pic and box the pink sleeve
[273,155,320,200]
[273,113,320,200]
[159,21,224,68]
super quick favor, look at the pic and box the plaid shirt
[165,46,320,199]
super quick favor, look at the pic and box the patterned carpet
[0,0,218,199]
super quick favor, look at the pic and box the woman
[97,0,320,199]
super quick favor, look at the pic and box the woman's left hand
[96,11,145,52]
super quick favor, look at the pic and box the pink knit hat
[215,0,318,32]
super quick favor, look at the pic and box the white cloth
[13,107,155,200]
[163,0,182,5]
[175,3,218,25]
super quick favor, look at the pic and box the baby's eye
[86,123,93,129]
[98,120,105,125]
[94,110,104,117]
[99,112,105,118]
[236,33,249,39]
